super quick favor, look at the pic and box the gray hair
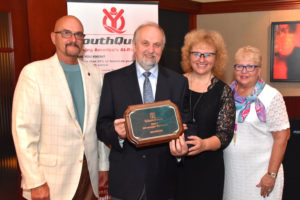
[133,22,166,49]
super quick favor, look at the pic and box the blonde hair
[235,45,262,66]
[181,29,227,79]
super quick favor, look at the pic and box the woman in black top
[170,29,235,200]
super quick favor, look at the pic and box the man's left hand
[169,134,188,157]
[99,171,109,187]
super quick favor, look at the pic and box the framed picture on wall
[270,21,300,82]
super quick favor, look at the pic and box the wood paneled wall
[116,0,300,14]
[284,97,300,118]
[197,0,300,14]
[2,0,31,81]
[24,0,300,62]
[24,0,300,63]
[24,0,199,63]
[23,0,300,108]
[26,0,67,62]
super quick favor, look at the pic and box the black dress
[176,77,235,200]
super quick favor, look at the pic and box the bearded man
[97,22,188,200]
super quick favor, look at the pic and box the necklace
[188,73,212,122]
[190,91,203,122]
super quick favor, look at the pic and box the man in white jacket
[11,15,110,200]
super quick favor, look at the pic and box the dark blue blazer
[97,62,188,200]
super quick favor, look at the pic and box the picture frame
[124,100,183,147]
[270,21,300,82]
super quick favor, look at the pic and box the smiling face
[234,56,261,88]
[133,25,164,71]
[190,42,216,76]
[51,16,84,64]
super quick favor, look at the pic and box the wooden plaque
[124,100,183,147]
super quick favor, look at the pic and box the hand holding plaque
[124,100,183,147]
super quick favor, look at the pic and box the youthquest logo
[102,7,126,33]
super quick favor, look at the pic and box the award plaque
[124,100,183,147]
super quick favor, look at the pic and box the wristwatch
[268,172,277,178]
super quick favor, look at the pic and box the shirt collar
[136,61,158,78]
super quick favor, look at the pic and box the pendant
[193,118,196,123]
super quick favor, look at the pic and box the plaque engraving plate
[124,100,183,147]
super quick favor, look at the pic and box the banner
[67,0,158,73]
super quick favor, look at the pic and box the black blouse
[188,77,235,149]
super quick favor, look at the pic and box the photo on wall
[270,21,300,82]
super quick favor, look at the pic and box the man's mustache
[66,43,80,49]
[143,52,157,58]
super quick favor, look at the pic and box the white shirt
[136,62,158,102]
[119,62,159,147]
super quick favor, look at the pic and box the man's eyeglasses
[190,52,216,59]
[233,64,259,72]
[54,30,85,40]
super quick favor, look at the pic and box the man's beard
[140,52,158,71]
[65,43,81,57]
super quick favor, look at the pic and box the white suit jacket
[12,54,110,200]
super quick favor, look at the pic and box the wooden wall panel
[1,0,31,81]
[284,97,300,119]
[26,0,67,62]
[115,0,201,13]
[24,0,300,62]
[0,0,30,199]
[115,0,300,14]
[189,14,197,30]
[198,0,300,14]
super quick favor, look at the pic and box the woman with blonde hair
[223,45,290,199]
[170,29,235,199]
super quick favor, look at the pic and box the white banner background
[67,1,158,73]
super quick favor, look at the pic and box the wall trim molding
[197,0,300,14]
[122,1,300,14]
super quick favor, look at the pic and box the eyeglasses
[233,64,259,72]
[190,52,216,59]
[54,30,85,40]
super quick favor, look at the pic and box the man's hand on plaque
[114,118,126,139]
[169,134,188,157]
[183,123,188,130]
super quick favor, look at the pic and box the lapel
[51,54,82,133]
[155,66,170,101]
[78,59,89,135]
[125,62,143,105]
